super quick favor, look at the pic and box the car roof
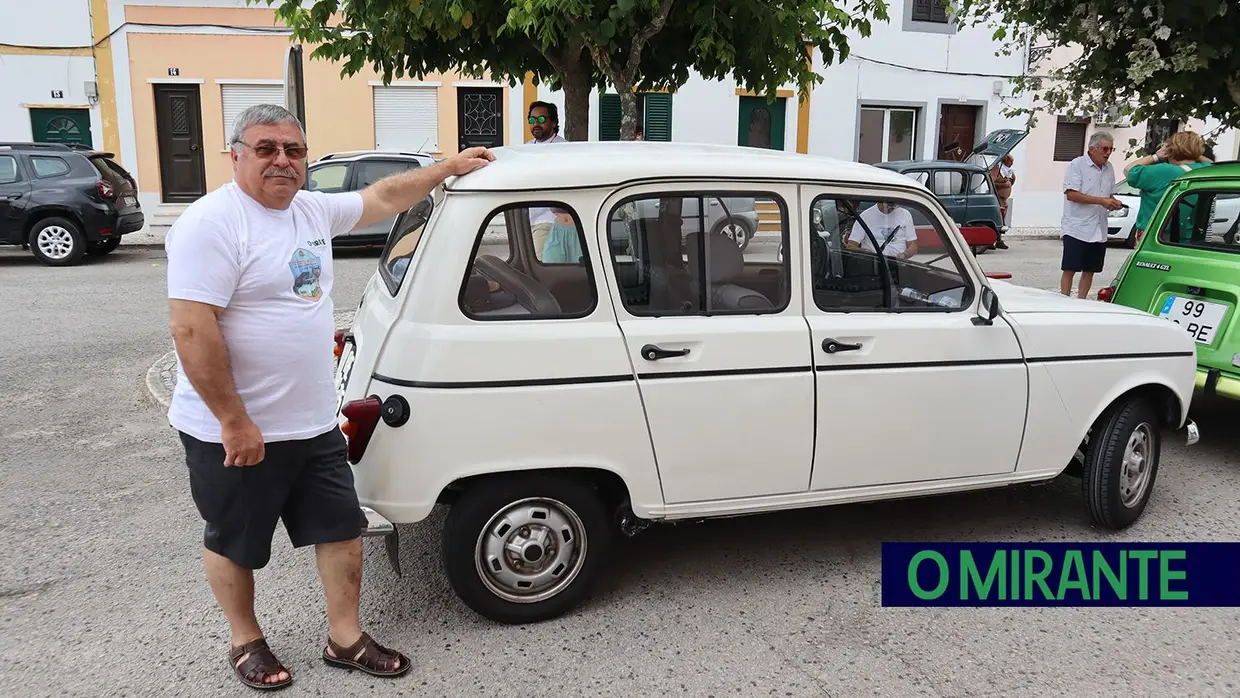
[444,141,925,193]
[314,150,435,164]
[879,159,989,173]
[1174,160,1240,182]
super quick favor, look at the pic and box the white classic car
[336,142,1201,625]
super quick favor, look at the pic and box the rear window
[90,156,135,189]
[378,196,435,294]
[1156,188,1240,255]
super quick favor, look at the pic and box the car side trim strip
[371,373,635,389]
[637,366,812,380]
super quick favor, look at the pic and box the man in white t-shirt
[165,103,493,690]
[524,101,566,259]
[845,201,920,259]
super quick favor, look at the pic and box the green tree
[261,0,891,142]
[956,0,1240,149]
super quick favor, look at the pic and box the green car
[1100,161,1240,400]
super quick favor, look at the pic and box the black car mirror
[973,286,1001,326]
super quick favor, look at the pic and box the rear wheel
[1081,396,1162,530]
[442,473,613,624]
[28,217,86,266]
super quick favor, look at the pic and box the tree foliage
[260,0,890,142]
[955,0,1240,149]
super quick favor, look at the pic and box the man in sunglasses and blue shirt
[164,103,494,691]
[525,101,567,259]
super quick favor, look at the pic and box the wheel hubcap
[36,226,75,260]
[1119,423,1154,508]
[721,223,746,247]
[475,497,586,603]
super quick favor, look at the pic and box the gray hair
[229,103,306,153]
[1088,130,1114,149]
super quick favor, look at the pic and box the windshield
[1115,181,1139,197]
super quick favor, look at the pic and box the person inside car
[845,200,919,260]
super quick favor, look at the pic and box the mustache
[263,166,299,178]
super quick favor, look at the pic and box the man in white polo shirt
[1060,131,1124,298]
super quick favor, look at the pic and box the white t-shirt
[525,134,567,227]
[848,205,918,257]
[165,181,364,443]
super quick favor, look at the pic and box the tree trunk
[613,75,639,140]
[558,60,592,142]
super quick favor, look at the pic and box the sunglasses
[527,115,548,124]
[236,140,309,160]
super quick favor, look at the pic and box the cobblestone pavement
[5,241,1240,698]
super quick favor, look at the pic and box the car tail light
[340,396,382,463]
[334,329,347,358]
[96,179,115,199]
[1098,286,1115,302]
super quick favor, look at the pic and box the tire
[86,237,122,256]
[712,216,753,252]
[442,473,613,624]
[28,217,86,266]
[1081,396,1162,530]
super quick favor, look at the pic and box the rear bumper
[1196,367,1240,400]
[82,205,144,241]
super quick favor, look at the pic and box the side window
[807,194,974,312]
[932,170,964,195]
[969,172,992,195]
[378,196,434,294]
[903,170,930,187]
[307,164,349,193]
[605,191,790,315]
[1158,190,1240,253]
[31,156,70,178]
[0,156,18,184]
[459,202,596,320]
[355,159,419,188]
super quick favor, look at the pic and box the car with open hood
[877,129,1028,254]
[1100,161,1240,401]
[335,141,1199,625]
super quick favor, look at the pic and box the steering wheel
[808,233,828,281]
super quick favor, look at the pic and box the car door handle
[822,338,862,354]
[5,193,21,199]
[641,344,690,361]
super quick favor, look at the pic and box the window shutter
[642,93,673,141]
[221,84,286,144]
[1053,120,1087,161]
[373,86,439,152]
[599,93,621,141]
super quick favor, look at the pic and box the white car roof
[315,150,435,164]
[444,141,921,193]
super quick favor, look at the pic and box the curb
[144,309,358,410]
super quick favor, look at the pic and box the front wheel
[442,473,613,624]
[1082,397,1162,530]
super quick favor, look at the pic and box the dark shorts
[179,427,367,569]
[1061,235,1107,273]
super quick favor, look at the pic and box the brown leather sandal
[228,638,293,690]
[322,632,410,677]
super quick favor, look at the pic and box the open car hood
[966,129,1028,170]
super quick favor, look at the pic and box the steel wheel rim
[36,226,75,260]
[720,222,747,248]
[1119,422,1154,508]
[474,497,587,604]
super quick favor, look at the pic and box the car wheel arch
[24,206,85,235]
[1081,379,1187,445]
[436,465,639,520]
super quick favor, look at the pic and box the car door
[930,168,968,224]
[0,154,32,243]
[596,181,815,505]
[800,182,1029,491]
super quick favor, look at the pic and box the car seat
[684,232,773,310]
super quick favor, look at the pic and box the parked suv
[0,142,144,266]
[306,150,437,246]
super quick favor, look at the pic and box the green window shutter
[643,93,673,141]
[599,93,621,141]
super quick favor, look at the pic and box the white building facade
[0,0,104,149]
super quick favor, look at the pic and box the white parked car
[1107,181,1141,247]
[337,142,1201,625]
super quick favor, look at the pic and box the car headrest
[685,232,744,282]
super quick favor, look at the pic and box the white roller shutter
[373,86,439,152]
[221,83,287,143]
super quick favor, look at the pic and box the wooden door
[938,105,978,161]
[153,84,207,202]
[456,87,504,150]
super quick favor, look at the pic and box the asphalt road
[2,239,1239,697]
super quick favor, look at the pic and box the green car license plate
[1158,295,1229,344]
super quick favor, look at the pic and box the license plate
[335,337,356,415]
[1158,295,1229,344]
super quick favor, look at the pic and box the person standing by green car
[1122,131,1213,243]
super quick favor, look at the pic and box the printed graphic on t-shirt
[289,247,323,301]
